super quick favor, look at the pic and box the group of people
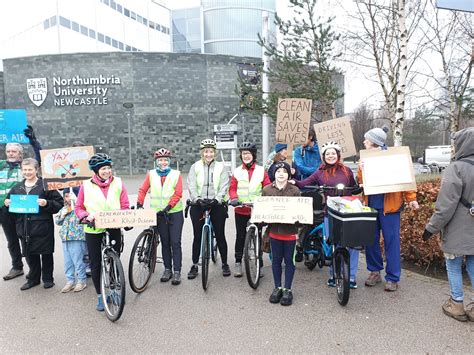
[1,125,472,320]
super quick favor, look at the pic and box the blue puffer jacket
[293,143,322,180]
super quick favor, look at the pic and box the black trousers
[234,213,250,263]
[157,211,184,272]
[1,215,24,270]
[27,253,53,283]
[85,229,122,294]
[190,205,228,265]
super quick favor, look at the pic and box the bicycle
[185,199,219,291]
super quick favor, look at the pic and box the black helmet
[239,141,257,153]
[88,153,112,173]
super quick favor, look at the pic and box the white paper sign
[250,196,313,224]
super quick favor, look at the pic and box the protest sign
[40,146,94,190]
[360,146,416,195]
[314,116,357,158]
[95,209,157,229]
[250,196,313,224]
[0,109,29,144]
[9,194,39,214]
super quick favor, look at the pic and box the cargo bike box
[328,207,378,248]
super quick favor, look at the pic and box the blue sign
[0,109,29,144]
[9,194,39,214]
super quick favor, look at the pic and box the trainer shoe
[365,271,382,287]
[61,282,76,293]
[384,281,398,292]
[350,281,358,289]
[96,295,104,312]
[171,272,181,285]
[234,262,243,277]
[222,264,231,277]
[73,282,87,292]
[465,302,474,322]
[442,298,467,322]
[187,265,198,279]
[43,281,55,289]
[160,269,172,282]
[20,281,40,291]
[280,289,293,306]
[327,278,336,287]
[269,287,283,303]
[3,268,24,281]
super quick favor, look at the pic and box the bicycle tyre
[334,248,350,306]
[101,250,126,322]
[244,226,260,289]
[201,225,211,291]
[211,230,218,263]
[128,229,156,293]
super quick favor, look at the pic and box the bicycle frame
[200,208,214,258]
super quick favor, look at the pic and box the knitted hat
[275,143,287,153]
[273,161,291,177]
[364,127,389,147]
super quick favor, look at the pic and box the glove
[229,199,239,207]
[210,199,219,206]
[136,203,144,209]
[163,205,172,213]
[23,125,36,141]
[124,226,133,231]
[86,219,95,229]
[422,229,433,241]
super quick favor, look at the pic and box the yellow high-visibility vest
[233,165,264,203]
[149,169,183,213]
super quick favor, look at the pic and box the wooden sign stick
[286,143,294,166]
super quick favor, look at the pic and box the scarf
[156,167,171,177]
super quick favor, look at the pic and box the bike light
[111,240,116,246]
[336,183,345,190]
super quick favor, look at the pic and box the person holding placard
[293,141,360,289]
[187,139,231,279]
[228,142,271,277]
[263,161,301,306]
[137,148,184,285]
[358,127,419,292]
[1,126,42,281]
[75,153,130,311]
[293,126,322,180]
[5,158,63,290]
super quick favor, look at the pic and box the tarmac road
[0,176,472,353]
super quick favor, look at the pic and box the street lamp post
[123,102,134,176]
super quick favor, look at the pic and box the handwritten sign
[360,146,416,195]
[0,109,29,144]
[95,209,157,229]
[314,116,356,158]
[40,146,94,190]
[250,196,313,224]
[276,98,312,144]
[9,194,39,214]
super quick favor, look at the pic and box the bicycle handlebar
[304,184,362,195]
[185,199,224,218]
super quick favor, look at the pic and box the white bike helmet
[321,141,342,155]
[200,138,217,150]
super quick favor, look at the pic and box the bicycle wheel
[101,250,126,322]
[334,248,350,306]
[244,226,260,289]
[211,230,218,263]
[128,229,157,293]
[201,225,211,290]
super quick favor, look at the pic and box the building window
[116,3,122,13]
[143,17,148,26]
[44,19,50,30]
[98,32,105,42]
[72,21,79,32]
[137,15,143,23]
[59,16,71,29]
[80,25,88,35]
[149,21,155,29]
[126,45,131,51]
[105,36,111,45]
[110,0,116,10]
[50,16,57,26]
[130,11,136,20]
[155,24,161,31]
[112,39,118,48]
[103,0,109,5]
[124,8,130,17]
[89,28,96,38]
[118,41,124,50]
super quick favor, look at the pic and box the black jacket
[8,178,63,255]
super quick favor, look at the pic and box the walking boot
[442,298,468,322]
[160,269,172,282]
[3,268,24,281]
[365,271,382,287]
[187,265,198,279]
[466,302,474,322]
[171,272,181,285]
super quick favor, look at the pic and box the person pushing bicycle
[137,148,184,285]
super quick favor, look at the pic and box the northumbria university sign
[26,75,122,107]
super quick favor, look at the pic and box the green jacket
[0,160,23,207]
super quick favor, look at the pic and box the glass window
[117,3,122,13]
[118,42,124,50]
[43,19,50,30]
[174,41,186,51]
[161,26,167,34]
[155,24,161,31]
[98,33,105,42]
[59,16,71,28]
[110,0,116,10]
[125,45,131,51]
[50,16,57,26]
[132,47,137,52]
[72,21,79,32]
[112,39,118,48]
[103,0,109,5]
[173,18,186,34]
[130,11,136,20]
[89,29,96,38]
[124,8,130,17]
[80,25,88,35]
[137,15,142,23]
[142,17,148,26]
[105,36,111,45]
[149,21,155,29]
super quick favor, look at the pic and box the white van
[420,145,451,170]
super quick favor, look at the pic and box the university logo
[26,78,48,107]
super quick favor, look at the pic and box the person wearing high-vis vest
[187,138,230,279]
[228,142,270,277]
[75,153,130,312]
[137,148,184,286]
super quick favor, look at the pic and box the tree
[237,0,343,122]
[351,103,375,152]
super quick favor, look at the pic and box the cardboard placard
[314,116,357,158]
[40,146,94,190]
[276,98,312,145]
[9,194,39,214]
[0,109,29,144]
[95,209,157,229]
[360,146,416,195]
[250,196,313,224]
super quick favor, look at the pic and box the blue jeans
[445,255,474,301]
[63,241,87,283]
[270,238,296,289]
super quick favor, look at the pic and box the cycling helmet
[320,141,341,155]
[154,148,172,159]
[239,142,257,153]
[200,138,217,150]
[88,153,112,173]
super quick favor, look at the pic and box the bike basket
[328,207,378,248]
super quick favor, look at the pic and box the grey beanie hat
[364,127,389,147]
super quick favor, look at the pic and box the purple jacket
[294,165,356,197]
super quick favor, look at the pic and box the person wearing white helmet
[187,139,231,279]
[293,141,360,289]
